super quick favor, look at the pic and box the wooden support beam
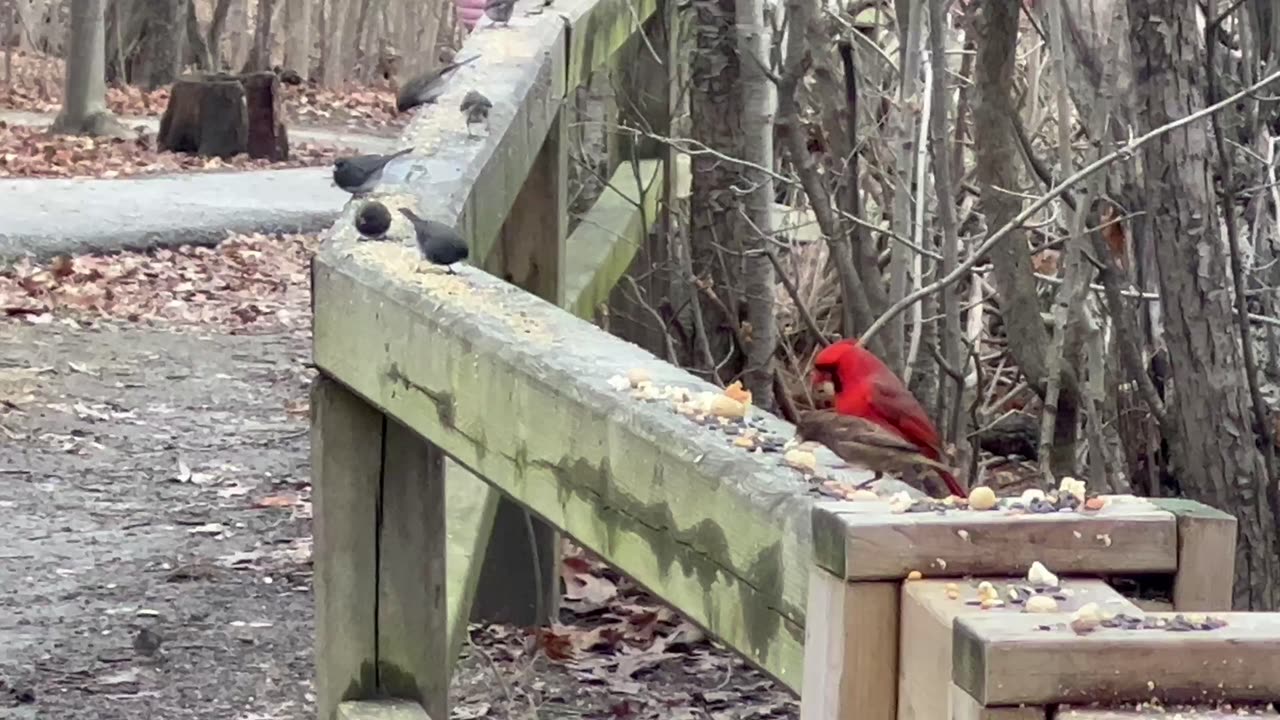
[564,159,663,320]
[949,687,1044,720]
[1150,498,1238,611]
[899,578,1139,720]
[812,497,1178,581]
[559,0,661,91]
[800,568,899,720]
[313,242,814,690]
[376,420,449,719]
[953,612,1280,706]
[313,376,382,720]
[471,106,571,628]
[337,699,433,720]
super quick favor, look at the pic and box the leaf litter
[0,232,796,718]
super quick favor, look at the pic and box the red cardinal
[810,339,966,497]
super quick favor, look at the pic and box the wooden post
[1151,498,1238,611]
[313,376,382,720]
[471,106,568,627]
[376,419,449,719]
[313,377,449,720]
[800,568,899,720]
[602,1,678,353]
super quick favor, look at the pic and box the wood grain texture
[376,420,449,719]
[1150,498,1238,612]
[800,570,898,720]
[954,612,1280,706]
[899,578,1137,720]
[949,685,1044,720]
[1055,707,1279,718]
[814,498,1177,580]
[312,376,383,720]
[313,251,813,690]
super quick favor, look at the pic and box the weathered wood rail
[309,2,1264,719]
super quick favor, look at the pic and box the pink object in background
[456,0,487,30]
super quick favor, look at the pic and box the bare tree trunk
[887,0,922,377]
[243,0,276,71]
[206,0,235,68]
[186,0,212,69]
[284,0,310,73]
[736,0,776,407]
[1127,0,1280,610]
[52,0,130,138]
[972,0,1080,473]
[689,0,747,384]
[227,0,249,70]
[135,0,186,88]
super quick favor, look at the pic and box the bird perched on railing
[460,90,492,137]
[355,201,393,240]
[399,208,470,273]
[484,0,515,26]
[396,55,482,113]
[810,339,966,497]
[795,409,959,498]
[333,148,412,195]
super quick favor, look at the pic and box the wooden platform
[813,496,1178,581]
[954,612,1280,706]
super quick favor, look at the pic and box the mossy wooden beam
[313,242,817,691]
[364,14,567,270]
[564,159,663,319]
[812,497,1178,581]
[954,612,1280,706]
[558,0,660,91]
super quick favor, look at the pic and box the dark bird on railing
[399,208,470,274]
[485,0,516,26]
[355,201,393,240]
[333,147,413,195]
[460,90,493,137]
[396,54,482,113]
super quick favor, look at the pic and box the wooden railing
[309,3,1273,719]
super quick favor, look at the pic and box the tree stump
[241,71,289,161]
[158,74,249,158]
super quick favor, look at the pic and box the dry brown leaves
[283,82,407,133]
[2,51,406,132]
[490,545,797,718]
[1,52,171,116]
[0,122,352,178]
[0,233,317,332]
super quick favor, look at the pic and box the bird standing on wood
[460,90,493,137]
[355,201,393,240]
[484,0,516,25]
[396,55,482,113]
[333,147,413,195]
[810,339,966,497]
[399,208,470,273]
[796,410,960,498]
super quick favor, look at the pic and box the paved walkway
[0,111,400,262]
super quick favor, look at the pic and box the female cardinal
[796,410,959,497]
[810,340,966,497]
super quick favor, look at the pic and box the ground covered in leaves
[0,235,796,720]
[1,51,407,134]
[0,122,358,179]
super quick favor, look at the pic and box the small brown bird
[459,90,492,137]
[795,409,960,498]
[396,55,482,113]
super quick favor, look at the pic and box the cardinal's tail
[936,468,966,498]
